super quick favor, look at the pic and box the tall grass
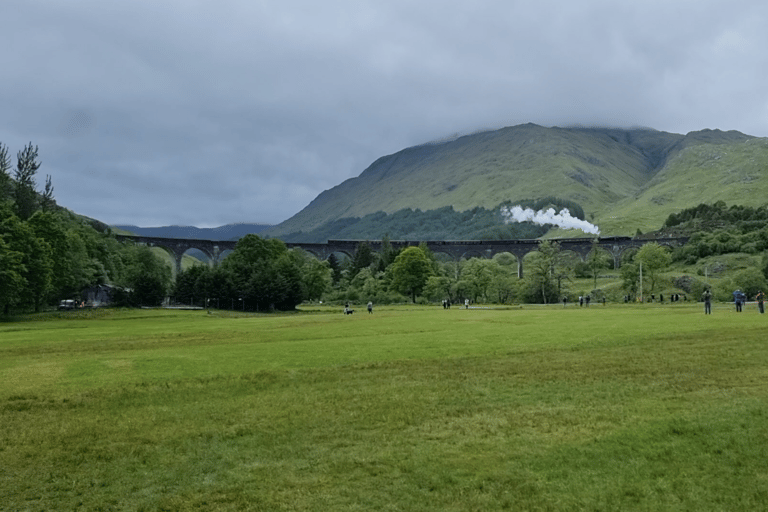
[2,304,767,510]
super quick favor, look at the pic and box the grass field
[2,303,767,511]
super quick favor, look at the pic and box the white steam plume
[500,205,600,235]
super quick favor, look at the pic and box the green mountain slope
[601,134,768,234]
[265,124,764,239]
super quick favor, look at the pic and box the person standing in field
[703,288,712,315]
[733,290,744,312]
[756,290,765,314]
[367,301,373,314]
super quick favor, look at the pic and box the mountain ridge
[263,124,762,240]
[115,223,272,241]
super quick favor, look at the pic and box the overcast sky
[2,0,767,227]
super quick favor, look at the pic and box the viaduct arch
[115,235,237,274]
[117,235,688,278]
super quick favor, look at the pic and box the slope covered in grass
[601,136,768,234]
[267,124,682,237]
[266,124,763,239]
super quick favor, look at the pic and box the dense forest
[278,197,586,242]
[663,202,768,264]
[0,143,337,314]
[0,142,176,313]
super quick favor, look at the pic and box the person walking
[367,301,373,314]
[756,290,765,314]
[703,288,712,315]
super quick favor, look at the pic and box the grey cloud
[1,0,767,227]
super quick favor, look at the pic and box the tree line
[171,236,678,310]
[0,142,174,314]
[322,239,667,306]
[278,197,585,243]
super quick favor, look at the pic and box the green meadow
[2,303,767,511]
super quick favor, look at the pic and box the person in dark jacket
[733,289,745,312]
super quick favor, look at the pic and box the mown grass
[2,304,767,510]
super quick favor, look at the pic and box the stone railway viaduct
[116,235,689,278]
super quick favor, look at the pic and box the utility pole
[639,260,643,303]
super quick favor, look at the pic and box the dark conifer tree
[14,143,41,220]
[0,142,12,202]
[40,175,55,211]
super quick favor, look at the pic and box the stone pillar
[610,245,622,270]
[174,252,183,275]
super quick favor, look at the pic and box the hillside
[115,223,272,240]
[264,124,765,240]
[599,134,768,234]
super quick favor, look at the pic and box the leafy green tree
[449,273,470,301]
[78,223,127,286]
[731,268,768,300]
[419,242,440,274]
[376,234,400,272]
[526,240,560,304]
[298,250,331,301]
[351,241,376,278]
[460,258,495,302]
[327,253,343,285]
[490,253,520,303]
[0,234,25,314]
[0,211,53,311]
[388,246,434,303]
[28,211,69,302]
[268,249,306,310]
[27,210,107,302]
[423,275,452,302]
[488,263,519,304]
[620,261,640,300]
[349,267,389,303]
[195,266,235,309]
[762,251,768,281]
[173,265,209,305]
[635,242,671,294]
[586,242,611,290]
[120,245,172,307]
[59,228,99,297]
[13,143,41,220]
[219,234,304,310]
